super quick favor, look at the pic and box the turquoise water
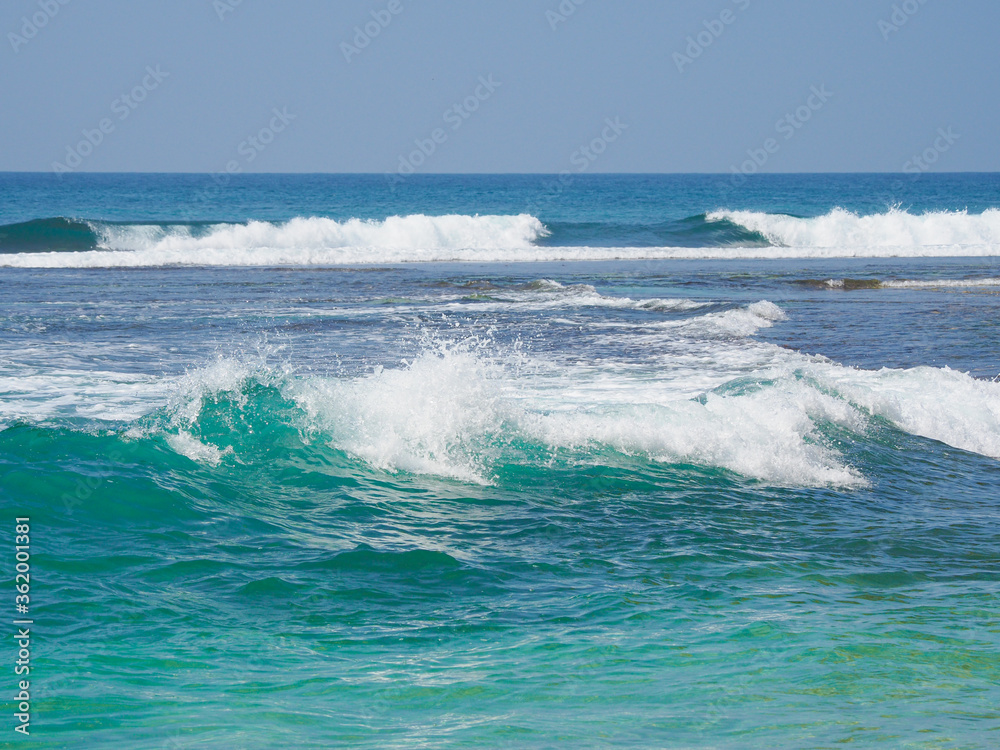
[2,174,1000,748]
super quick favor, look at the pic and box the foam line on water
[880,277,1000,288]
[6,244,1000,266]
[447,280,712,313]
[0,369,169,427]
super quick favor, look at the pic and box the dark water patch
[299,545,462,574]
[539,214,772,248]
[793,277,884,290]
[0,217,223,254]
[0,217,99,253]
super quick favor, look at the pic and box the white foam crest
[808,364,1000,459]
[7,329,1000,483]
[92,222,181,249]
[279,334,1000,485]
[694,300,786,337]
[164,353,278,426]
[165,431,232,467]
[522,382,867,487]
[709,207,1000,251]
[0,215,548,267]
[620,299,785,339]
[100,348,289,464]
[276,326,868,487]
[528,356,1000,482]
[289,344,510,484]
[91,215,548,253]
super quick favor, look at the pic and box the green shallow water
[5,407,1000,748]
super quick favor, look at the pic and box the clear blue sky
[2,0,996,173]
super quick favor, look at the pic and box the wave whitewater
[143,340,1000,488]
[710,207,1000,252]
[0,215,547,266]
[1,208,999,265]
[4,299,999,488]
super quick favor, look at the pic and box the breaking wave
[3,298,999,488]
[2,207,999,266]
[709,207,1000,253]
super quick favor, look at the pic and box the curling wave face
[4,291,999,488]
[152,343,1000,487]
[0,214,548,266]
[709,207,1000,254]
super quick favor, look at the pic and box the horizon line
[2,171,998,177]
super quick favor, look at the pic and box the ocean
[1,173,999,748]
